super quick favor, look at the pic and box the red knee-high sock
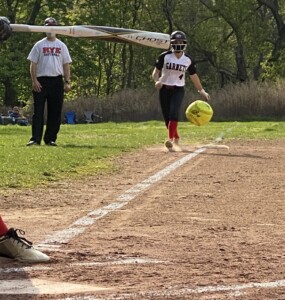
[0,216,9,236]
[174,123,179,140]
[168,120,178,140]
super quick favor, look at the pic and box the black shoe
[26,140,40,146]
[45,141,57,146]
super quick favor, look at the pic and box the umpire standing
[27,17,72,146]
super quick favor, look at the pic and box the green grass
[0,121,284,189]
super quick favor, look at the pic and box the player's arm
[190,73,203,92]
[187,60,210,101]
[63,63,71,92]
[152,67,160,82]
[152,53,166,90]
[190,73,210,101]
[152,67,163,90]
[30,62,42,92]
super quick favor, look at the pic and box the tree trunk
[257,0,285,62]
[121,45,127,89]
[127,45,134,88]
[163,0,175,33]
[2,78,18,107]
[235,43,248,82]
[27,0,42,24]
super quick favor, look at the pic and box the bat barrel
[10,24,170,49]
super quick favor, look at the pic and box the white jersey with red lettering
[27,37,72,77]
[155,51,196,87]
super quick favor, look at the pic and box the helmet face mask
[171,41,187,52]
[170,31,187,53]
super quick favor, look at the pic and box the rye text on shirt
[43,47,61,56]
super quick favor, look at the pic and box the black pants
[31,76,64,144]
[159,85,185,128]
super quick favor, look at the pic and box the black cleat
[45,141,57,146]
[26,140,40,146]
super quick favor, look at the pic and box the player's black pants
[30,76,64,144]
[159,85,185,128]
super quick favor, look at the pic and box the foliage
[211,79,285,120]
[15,78,285,123]
[0,0,285,109]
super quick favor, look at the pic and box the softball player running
[152,31,210,150]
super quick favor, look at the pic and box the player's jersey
[27,38,72,77]
[155,51,196,87]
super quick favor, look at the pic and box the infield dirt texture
[1,139,285,299]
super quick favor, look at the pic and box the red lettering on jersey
[42,47,61,55]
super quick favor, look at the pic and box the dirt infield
[1,139,285,299]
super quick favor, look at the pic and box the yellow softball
[185,100,213,126]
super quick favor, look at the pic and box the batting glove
[198,89,210,101]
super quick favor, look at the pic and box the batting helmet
[44,17,58,26]
[0,16,12,42]
[170,31,187,52]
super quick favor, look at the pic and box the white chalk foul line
[37,147,206,250]
[59,279,285,299]
[73,258,165,267]
[0,257,165,274]
[0,266,51,274]
[37,124,239,250]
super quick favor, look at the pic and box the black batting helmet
[44,17,57,26]
[170,31,187,52]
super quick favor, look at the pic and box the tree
[1,0,285,106]
[256,0,285,79]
